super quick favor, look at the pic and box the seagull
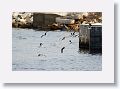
[41,32,47,38]
[61,47,65,53]
[88,23,92,29]
[69,40,72,44]
[44,33,46,35]
[75,35,78,37]
[73,31,75,35]
[41,35,44,38]
[62,37,65,40]
[89,23,92,27]
[38,54,41,56]
[39,43,43,47]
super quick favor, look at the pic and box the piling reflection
[78,48,102,55]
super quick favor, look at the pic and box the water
[12,28,102,71]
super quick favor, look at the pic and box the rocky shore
[12,12,102,31]
[12,12,33,28]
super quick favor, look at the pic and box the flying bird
[61,47,65,53]
[69,40,72,44]
[62,37,65,40]
[39,43,43,47]
[41,32,47,38]
[41,35,44,38]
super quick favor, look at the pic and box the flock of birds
[37,31,79,56]
[37,23,93,56]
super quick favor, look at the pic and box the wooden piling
[79,24,102,53]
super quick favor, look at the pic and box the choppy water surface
[12,28,102,71]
